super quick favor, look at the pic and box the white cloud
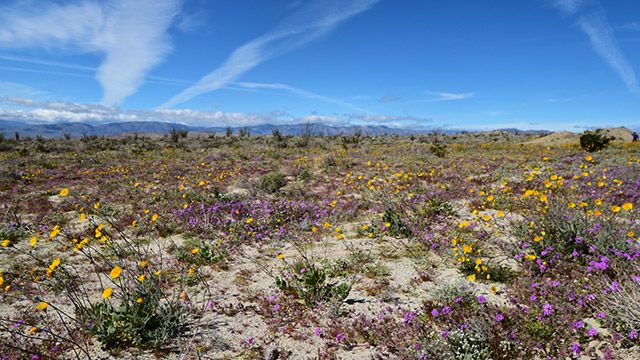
[0,97,430,128]
[0,0,182,105]
[161,0,380,108]
[426,91,475,101]
[550,1,639,93]
[578,13,639,93]
[236,81,370,113]
[551,0,583,15]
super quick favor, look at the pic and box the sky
[0,0,639,131]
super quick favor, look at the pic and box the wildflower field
[1,133,639,359]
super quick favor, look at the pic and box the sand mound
[602,127,633,142]
[525,131,579,145]
[525,127,635,146]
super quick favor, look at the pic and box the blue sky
[0,0,639,131]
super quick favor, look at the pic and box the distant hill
[0,120,447,138]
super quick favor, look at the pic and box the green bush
[275,261,351,307]
[580,129,613,152]
[383,207,413,238]
[78,277,187,350]
[258,172,287,194]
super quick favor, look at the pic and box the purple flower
[441,306,451,315]
[335,333,345,343]
[245,336,254,347]
[404,311,417,323]
[542,303,553,317]
[596,312,606,319]
[571,343,581,354]
[588,327,599,337]
[633,275,640,283]
[530,294,537,301]
[573,319,585,329]
[273,303,281,311]
[495,313,505,322]
[431,309,439,317]
[314,327,322,336]
[476,295,487,304]
[629,330,638,340]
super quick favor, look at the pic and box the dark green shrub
[580,129,613,152]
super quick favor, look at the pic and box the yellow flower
[1,240,10,247]
[277,253,285,261]
[496,211,505,218]
[622,202,633,211]
[138,274,145,282]
[136,297,143,304]
[102,287,113,299]
[611,205,621,213]
[59,188,69,197]
[0,274,3,286]
[109,266,122,279]
[93,202,100,209]
[49,225,61,239]
[131,219,137,228]
[79,213,87,221]
[151,213,158,222]
[139,260,148,268]
[49,258,61,272]
[28,327,38,334]
[191,247,200,255]
[466,274,476,282]
[36,302,48,311]
[585,155,593,162]
[246,217,254,224]
[30,236,38,247]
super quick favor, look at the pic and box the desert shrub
[78,276,187,350]
[383,207,413,238]
[580,129,613,152]
[173,237,226,266]
[275,261,351,308]
[169,128,188,143]
[415,197,456,218]
[258,171,287,194]
[430,142,447,158]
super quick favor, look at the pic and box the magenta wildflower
[476,295,487,304]
[629,330,638,340]
[588,328,599,337]
[335,333,345,343]
[542,303,553,317]
[314,327,322,336]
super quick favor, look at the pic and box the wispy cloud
[550,0,639,92]
[161,0,380,108]
[618,22,640,32]
[379,95,401,103]
[0,53,192,87]
[426,91,475,102]
[236,82,370,113]
[0,0,182,105]
[0,82,49,100]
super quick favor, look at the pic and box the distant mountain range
[0,120,551,138]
